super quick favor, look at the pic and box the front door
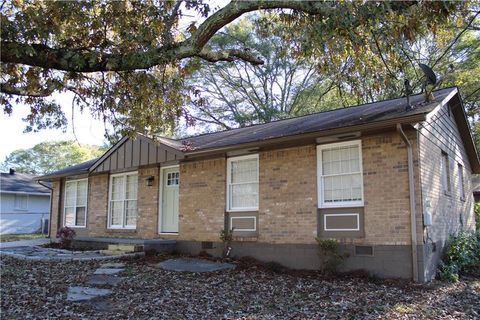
[160,167,179,233]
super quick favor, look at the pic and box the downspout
[396,124,419,282]
[37,180,53,237]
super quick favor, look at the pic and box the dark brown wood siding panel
[156,147,165,163]
[125,140,132,168]
[91,137,184,173]
[140,140,149,166]
[132,139,140,167]
[110,149,117,170]
[318,207,365,238]
[117,144,125,169]
[102,157,109,171]
[227,211,258,238]
[149,143,157,163]
[167,150,175,162]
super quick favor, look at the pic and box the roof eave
[184,113,427,158]
[35,169,90,182]
[450,92,480,173]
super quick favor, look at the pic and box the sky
[0,0,230,163]
[0,93,107,161]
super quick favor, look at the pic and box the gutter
[396,124,419,282]
[185,113,428,158]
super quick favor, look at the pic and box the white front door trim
[158,165,180,234]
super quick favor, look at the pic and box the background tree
[0,141,107,175]
[183,8,479,141]
[1,0,467,137]
[186,16,337,131]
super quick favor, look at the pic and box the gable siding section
[92,137,183,174]
[419,101,475,280]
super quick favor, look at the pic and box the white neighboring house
[0,169,51,234]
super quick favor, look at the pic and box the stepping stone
[94,268,124,275]
[100,262,125,268]
[67,286,112,301]
[157,258,236,273]
[86,274,122,286]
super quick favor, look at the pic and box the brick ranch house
[38,87,478,282]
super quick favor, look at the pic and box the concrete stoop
[73,237,176,255]
[100,244,143,255]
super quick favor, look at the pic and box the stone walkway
[67,262,126,311]
[0,238,50,248]
[0,246,145,261]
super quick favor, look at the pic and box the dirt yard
[1,254,479,319]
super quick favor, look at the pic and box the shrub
[438,230,480,282]
[56,226,76,249]
[475,203,480,231]
[219,228,234,257]
[316,238,345,275]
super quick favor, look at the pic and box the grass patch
[0,233,45,242]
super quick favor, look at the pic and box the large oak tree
[0,0,472,137]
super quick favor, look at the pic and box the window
[442,151,451,194]
[227,154,259,211]
[317,140,363,207]
[167,172,179,186]
[64,179,88,227]
[458,163,465,200]
[108,172,138,229]
[14,194,28,210]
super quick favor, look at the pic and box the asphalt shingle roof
[36,158,98,180]
[40,87,467,179]
[181,87,456,151]
[0,172,50,194]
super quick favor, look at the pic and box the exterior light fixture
[146,176,155,186]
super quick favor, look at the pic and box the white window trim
[226,154,259,212]
[324,213,360,231]
[63,178,88,228]
[108,171,138,230]
[442,151,451,195]
[230,216,257,232]
[158,165,180,235]
[317,140,364,208]
[458,163,465,201]
[14,194,28,211]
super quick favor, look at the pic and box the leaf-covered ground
[0,233,45,243]
[1,255,479,319]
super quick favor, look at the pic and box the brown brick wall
[178,158,226,241]
[49,131,433,247]
[360,130,421,245]
[85,174,109,237]
[136,167,160,239]
[52,168,164,239]
[258,145,317,244]
[178,131,419,246]
[49,180,61,238]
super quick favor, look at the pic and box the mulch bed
[1,254,479,319]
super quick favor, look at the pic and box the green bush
[219,228,234,257]
[438,231,480,282]
[475,203,480,231]
[316,238,345,275]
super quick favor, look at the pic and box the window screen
[318,141,363,207]
[109,172,138,228]
[64,179,88,227]
[227,155,259,211]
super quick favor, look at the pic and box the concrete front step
[100,250,127,256]
[107,244,143,252]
